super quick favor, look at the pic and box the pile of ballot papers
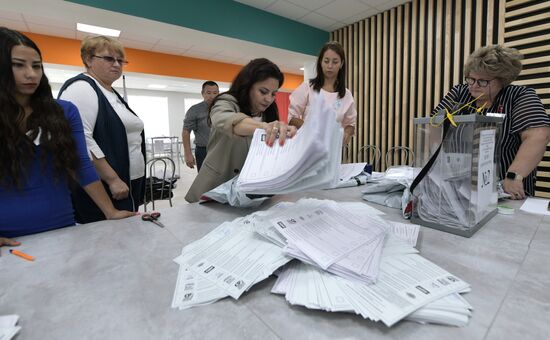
[236,96,342,194]
[172,199,473,327]
[199,162,371,208]
[0,315,21,340]
[266,200,387,284]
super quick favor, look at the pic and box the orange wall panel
[24,32,302,91]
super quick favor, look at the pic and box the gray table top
[1,187,549,340]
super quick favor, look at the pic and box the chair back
[358,145,381,169]
[144,157,176,211]
[385,146,415,168]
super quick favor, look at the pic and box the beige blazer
[185,94,252,202]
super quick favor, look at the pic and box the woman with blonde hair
[59,36,146,222]
[0,28,134,244]
[432,45,550,199]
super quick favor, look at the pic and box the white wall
[51,83,203,141]
[303,61,316,82]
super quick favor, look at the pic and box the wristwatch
[505,171,524,181]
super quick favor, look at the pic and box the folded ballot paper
[329,163,371,189]
[0,315,21,340]
[236,96,343,194]
[171,199,472,327]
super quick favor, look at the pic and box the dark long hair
[0,27,79,188]
[309,41,346,99]
[210,58,284,124]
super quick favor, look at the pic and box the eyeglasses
[464,77,494,87]
[92,55,128,65]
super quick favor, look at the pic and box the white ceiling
[235,0,410,31]
[0,0,408,93]
[0,0,317,74]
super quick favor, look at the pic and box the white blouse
[59,74,145,180]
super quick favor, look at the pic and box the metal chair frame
[358,145,381,168]
[143,157,176,212]
[385,146,415,167]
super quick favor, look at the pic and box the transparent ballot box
[411,114,503,237]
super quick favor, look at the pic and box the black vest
[59,74,146,223]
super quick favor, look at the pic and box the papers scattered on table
[271,200,387,283]
[0,315,20,340]
[236,95,342,194]
[339,163,369,181]
[171,220,291,305]
[362,166,416,210]
[273,255,471,327]
[200,176,271,208]
[520,197,550,216]
[171,199,472,327]
[406,290,473,327]
[329,163,371,189]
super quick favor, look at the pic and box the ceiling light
[77,23,120,37]
[300,67,305,71]
[148,84,168,89]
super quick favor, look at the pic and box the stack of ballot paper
[268,200,387,284]
[0,315,21,340]
[171,219,292,309]
[272,254,471,327]
[236,96,343,194]
[171,199,473,327]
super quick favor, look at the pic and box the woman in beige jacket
[185,58,297,202]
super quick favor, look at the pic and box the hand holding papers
[237,96,343,194]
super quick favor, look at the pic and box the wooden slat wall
[504,0,550,198]
[331,0,502,168]
[331,0,550,198]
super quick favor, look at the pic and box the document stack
[171,218,292,309]
[236,96,342,194]
[267,200,387,283]
[273,255,472,327]
[256,199,472,327]
[171,199,473,327]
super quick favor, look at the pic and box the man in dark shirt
[182,81,219,171]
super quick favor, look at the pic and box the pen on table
[9,249,35,261]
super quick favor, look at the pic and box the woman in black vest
[59,36,146,223]
[0,27,135,246]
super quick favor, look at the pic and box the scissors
[142,211,165,228]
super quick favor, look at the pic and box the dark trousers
[195,146,207,172]
[72,176,145,223]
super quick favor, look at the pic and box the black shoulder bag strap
[410,119,452,194]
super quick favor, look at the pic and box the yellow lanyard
[430,94,485,127]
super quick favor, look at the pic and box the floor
[142,158,197,211]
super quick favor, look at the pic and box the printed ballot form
[171,199,472,327]
[237,95,342,194]
[344,254,469,326]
